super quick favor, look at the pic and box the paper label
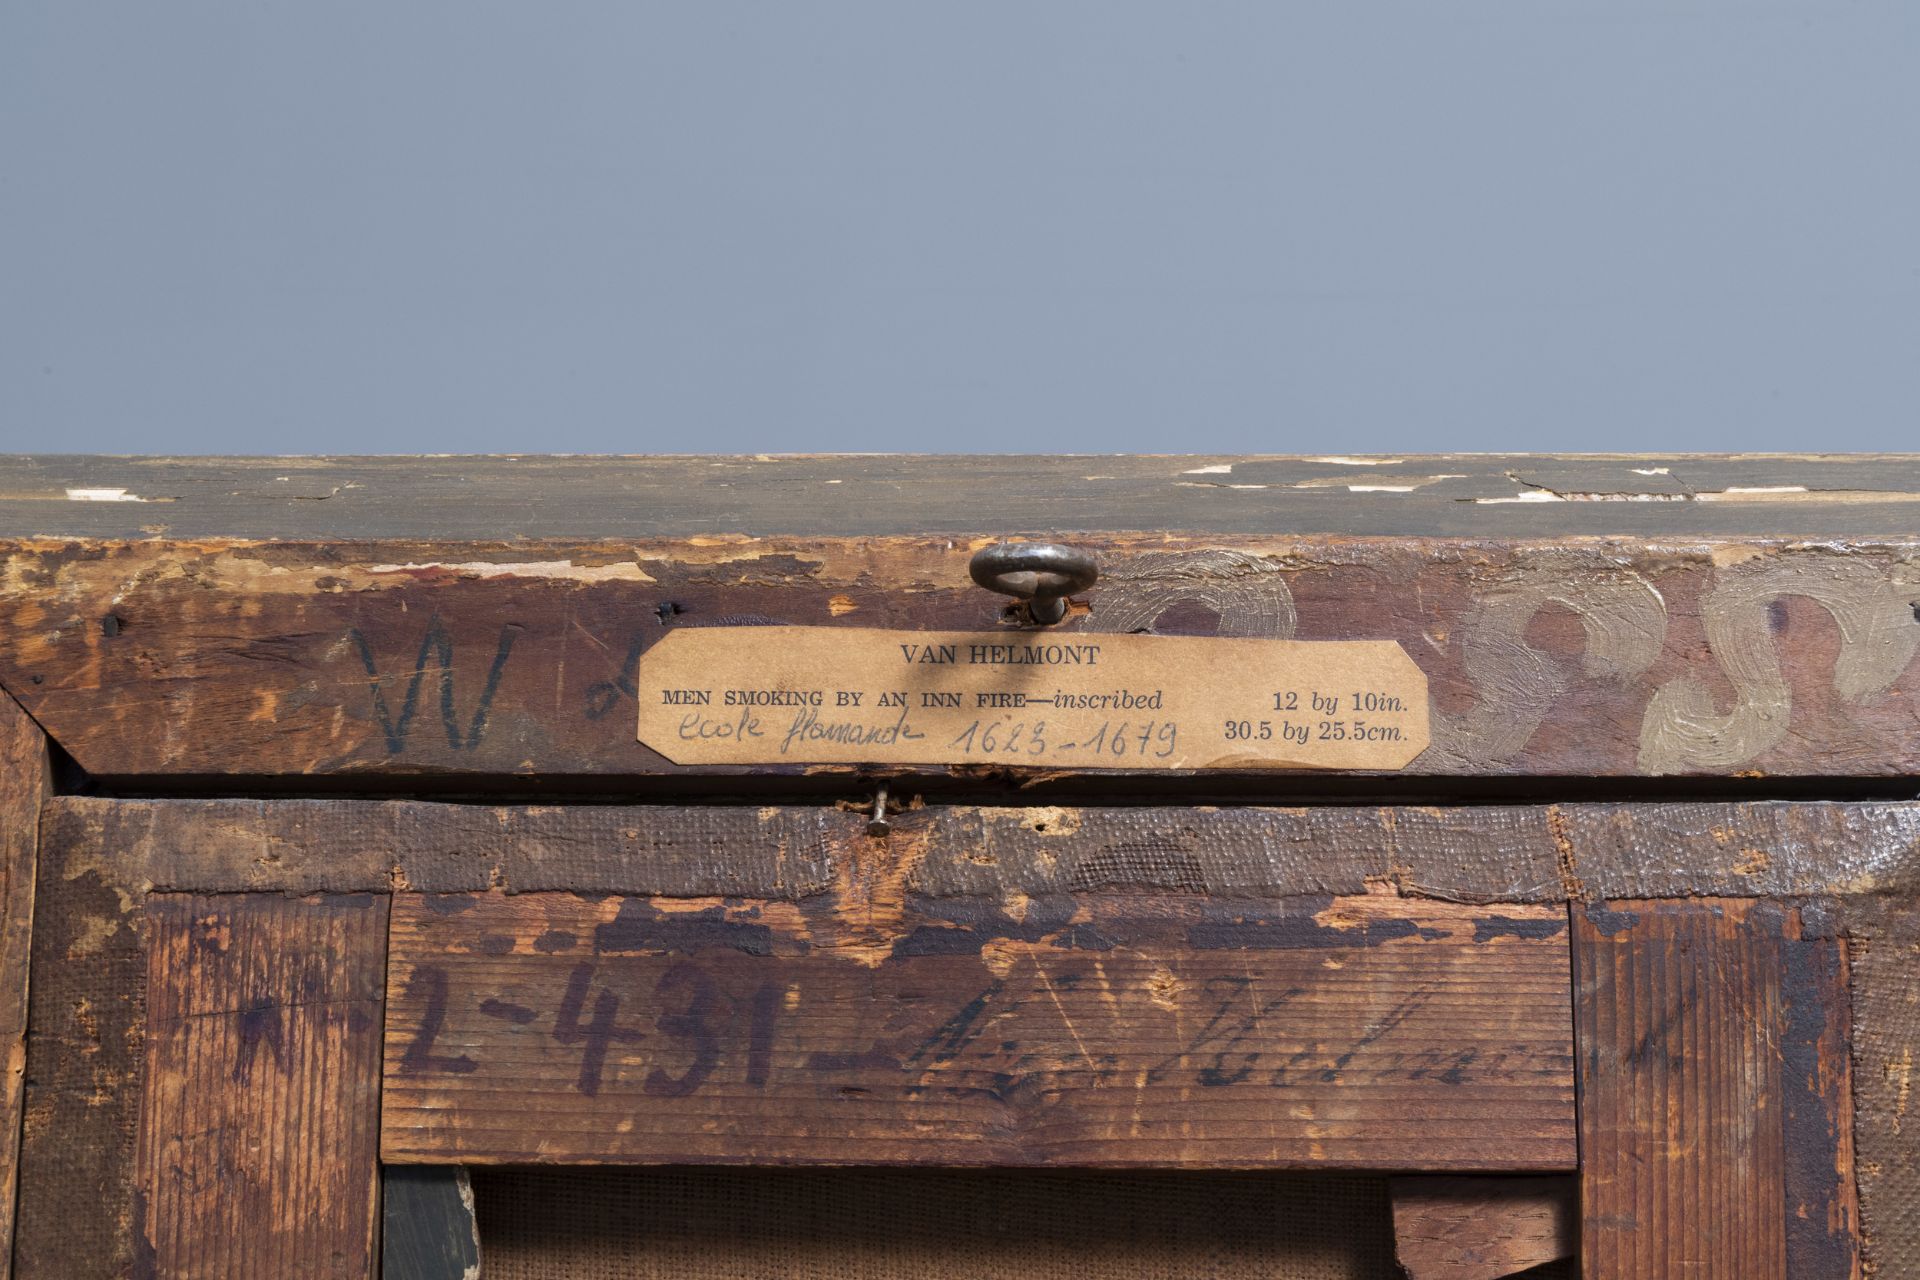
[636,627,1429,770]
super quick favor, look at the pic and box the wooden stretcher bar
[0,793,1882,1277]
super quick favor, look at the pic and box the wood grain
[38,794,1920,906]
[0,694,47,1280]
[13,793,1899,1268]
[136,893,388,1279]
[1573,899,1860,1280]
[1390,1175,1575,1279]
[383,1166,481,1280]
[28,793,1890,1277]
[6,533,1920,783]
[382,891,1576,1170]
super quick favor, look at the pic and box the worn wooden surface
[1840,898,1920,1278]
[1389,1175,1575,1280]
[13,788,148,1278]
[4,533,1920,783]
[382,891,1575,1169]
[7,454,1920,538]
[0,695,47,1280]
[383,1166,480,1280]
[38,794,1920,903]
[18,793,1908,1268]
[136,893,387,1278]
[1573,899,1860,1280]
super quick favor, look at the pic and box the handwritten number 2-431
[401,961,779,1098]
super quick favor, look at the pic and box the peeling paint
[65,488,151,503]
[368,559,656,583]
[1307,456,1403,466]
[1698,488,1920,504]
[1089,548,1297,638]
[1711,544,1769,568]
[1476,480,1920,506]
[1290,474,1465,492]
[1473,490,1567,505]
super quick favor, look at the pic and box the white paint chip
[1631,467,1671,476]
[1473,491,1566,504]
[1292,474,1465,492]
[1469,482,1908,505]
[1182,464,1234,475]
[64,488,148,502]
[369,560,656,583]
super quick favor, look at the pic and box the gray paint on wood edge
[383,1166,481,1280]
[6,453,1920,538]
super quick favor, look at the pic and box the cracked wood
[380,892,1576,1169]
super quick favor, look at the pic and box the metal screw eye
[968,542,1098,625]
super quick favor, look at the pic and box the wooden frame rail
[0,794,1896,1276]
[381,892,1575,1170]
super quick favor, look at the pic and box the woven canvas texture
[473,1167,1576,1280]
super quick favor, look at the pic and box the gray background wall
[4,2,1914,455]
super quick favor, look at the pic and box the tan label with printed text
[637,627,1428,770]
